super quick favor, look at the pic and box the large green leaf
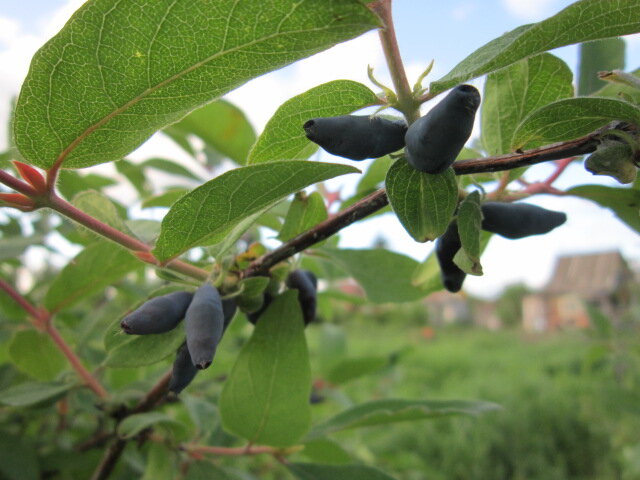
[386,159,458,242]
[568,184,640,233]
[308,398,501,439]
[288,463,397,480]
[431,0,640,94]
[45,241,141,312]
[13,0,379,169]
[153,161,359,261]
[219,291,311,447]
[162,100,256,165]
[141,158,202,181]
[248,80,378,164]
[0,434,40,480]
[326,356,387,385]
[578,38,626,96]
[511,97,640,150]
[324,248,427,304]
[481,53,574,156]
[8,330,67,381]
[278,192,328,242]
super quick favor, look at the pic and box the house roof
[544,250,631,298]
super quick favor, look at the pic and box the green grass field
[300,323,640,480]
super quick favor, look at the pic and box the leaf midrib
[53,17,363,167]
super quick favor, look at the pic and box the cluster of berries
[120,270,318,394]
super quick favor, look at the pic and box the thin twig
[0,279,108,399]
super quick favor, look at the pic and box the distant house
[423,290,472,326]
[522,251,636,332]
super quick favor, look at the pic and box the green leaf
[105,326,184,368]
[141,158,201,181]
[72,190,133,237]
[481,53,574,156]
[512,97,640,150]
[237,277,270,298]
[431,0,640,94]
[115,160,152,198]
[324,248,427,303]
[8,330,67,381]
[14,0,379,169]
[453,191,483,275]
[141,188,189,208]
[592,67,640,104]
[45,241,140,312]
[356,155,394,194]
[289,463,398,480]
[578,38,626,96]
[279,192,328,242]
[248,80,378,164]
[308,398,501,439]
[184,462,240,480]
[163,100,256,165]
[567,184,640,233]
[220,291,311,447]
[0,434,39,480]
[326,356,387,385]
[300,438,352,465]
[0,235,46,261]
[141,444,176,480]
[385,159,458,242]
[154,161,359,261]
[56,171,117,200]
[0,381,74,407]
[118,412,182,439]
[411,251,443,294]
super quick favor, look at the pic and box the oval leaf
[431,0,640,94]
[481,53,574,156]
[278,192,328,242]
[105,326,184,368]
[578,38,626,96]
[220,291,311,447]
[45,241,141,312]
[153,161,359,261]
[288,463,398,480]
[386,159,458,242]
[308,398,501,440]
[512,97,640,150]
[8,330,67,381]
[162,100,256,165]
[0,381,74,407]
[248,80,378,164]
[453,191,483,276]
[14,0,379,169]
[325,356,388,385]
[568,184,640,233]
[323,248,428,303]
[118,412,182,439]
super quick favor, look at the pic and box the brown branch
[243,127,608,278]
[90,370,172,479]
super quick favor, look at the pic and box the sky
[0,0,639,299]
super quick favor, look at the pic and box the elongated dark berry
[120,291,193,335]
[168,343,198,394]
[405,84,481,174]
[302,270,318,290]
[435,222,466,293]
[222,298,237,331]
[286,269,317,326]
[481,202,567,239]
[185,284,224,370]
[303,115,407,160]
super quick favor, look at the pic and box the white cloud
[452,2,478,22]
[502,0,561,21]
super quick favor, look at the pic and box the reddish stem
[0,169,38,196]
[184,444,288,457]
[0,279,108,399]
[544,157,574,186]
